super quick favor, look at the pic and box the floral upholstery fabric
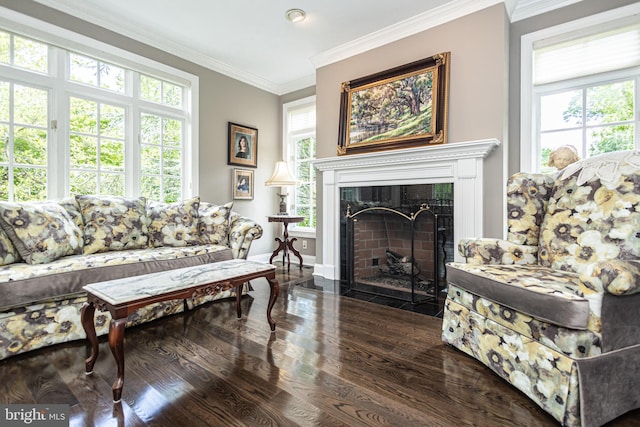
[447,262,595,331]
[442,298,581,426]
[147,197,201,247]
[57,197,85,229]
[228,212,264,259]
[0,201,83,264]
[0,244,229,285]
[199,201,233,247]
[447,285,602,358]
[0,294,185,360]
[0,229,20,266]
[506,172,556,246]
[443,151,640,427]
[538,153,640,275]
[76,195,149,254]
[0,194,264,362]
[458,238,538,265]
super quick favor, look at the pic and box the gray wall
[0,0,281,256]
[508,0,639,174]
[315,4,510,263]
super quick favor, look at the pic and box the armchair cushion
[447,262,590,329]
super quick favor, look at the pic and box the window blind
[533,23,640,85]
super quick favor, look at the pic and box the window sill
[289,228,316,239]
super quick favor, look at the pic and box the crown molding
[30,0,585,94]
[310,0,503,69]
[510,0,585,22]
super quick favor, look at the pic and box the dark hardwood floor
[1,264,638,426]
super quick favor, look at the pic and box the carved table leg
[108,317,127,402]
[265,274,280,332]
[236,283,242,319]
[287,237,303,270]
[81,302,98,374]
[268,238,286,265]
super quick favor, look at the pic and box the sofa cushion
[0,201,83,264]
[147,197,201,247]
[199,201,233,246]
[76,195,149,254]
[446,262,591,329]
[57,197,85,229]
[0,244,233,311]
[0,228,20,266]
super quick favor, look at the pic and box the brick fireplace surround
[313,139,499,281]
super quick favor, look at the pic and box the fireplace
[313,139,499,281]
[341,184,452,304]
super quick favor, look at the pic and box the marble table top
[83,259,275,305]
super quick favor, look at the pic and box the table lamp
[265,160,298,214]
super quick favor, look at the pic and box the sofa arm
[580,259,640,296]
[228,213,263,259]
[458,238,538,265]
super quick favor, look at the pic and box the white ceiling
[33,0,583,95]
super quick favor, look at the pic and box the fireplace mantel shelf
[314,139,499,171]
[312,138,500,281]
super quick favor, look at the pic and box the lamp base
[277,193,288,214]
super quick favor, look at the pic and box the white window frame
[520,2,640,172]
[0,6,199,199]
[283,95,316,237]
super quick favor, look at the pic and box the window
[521,4,640,172]
[0,13,197,202]
[283,96,316,231]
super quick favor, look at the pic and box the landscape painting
[338,52,450,155]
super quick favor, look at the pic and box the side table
[268,215,304,272]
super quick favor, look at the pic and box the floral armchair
[441,150,640,427]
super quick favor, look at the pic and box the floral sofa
[441,150,640,427]
[0,195,262,361]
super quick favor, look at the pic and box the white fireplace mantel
[312,138,500,280]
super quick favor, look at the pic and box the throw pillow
[57,197,85,229]
[147,196,201,247]
[76,195,149,254]
[0,227,21,266]
[0,201,83,264]
[198,201,233,246]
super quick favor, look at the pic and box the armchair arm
[579,259,640,296]
[458,238,538,265]
[228,213,263,259]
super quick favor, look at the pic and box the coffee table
[80,259,279,402]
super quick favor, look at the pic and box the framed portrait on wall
[228,122,258,168]
[232,168,254,200]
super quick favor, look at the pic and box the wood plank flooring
[1,265,639,426]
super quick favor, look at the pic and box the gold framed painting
[337,52,450,156]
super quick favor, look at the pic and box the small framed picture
[228,122,258,168]
[232,168,254,200]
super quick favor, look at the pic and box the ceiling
[33,0,582,95]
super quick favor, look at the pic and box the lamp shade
[265,161,298,186]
